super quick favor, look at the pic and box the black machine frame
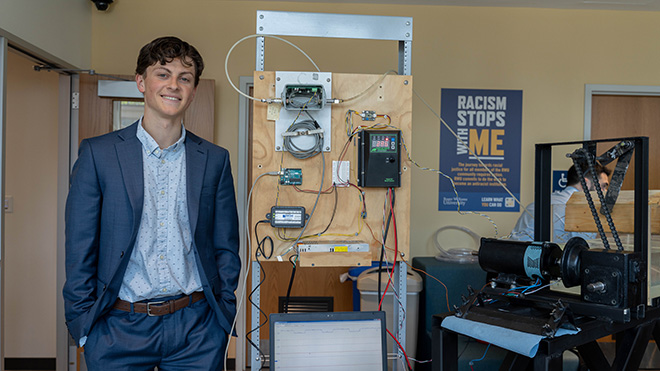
[433,309,660,371]
[432,136,660,371]
[534,136,650,317]
[534,137,650,295]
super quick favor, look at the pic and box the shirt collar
[136,118,186,156]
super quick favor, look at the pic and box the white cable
[282,119,324,159]
[224,170,279,371]
[224,34,321,102]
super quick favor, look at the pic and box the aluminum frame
[255,10,412,75]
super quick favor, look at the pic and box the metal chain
[583,151,624,251]
[571,150,610,250]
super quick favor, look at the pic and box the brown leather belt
[113,291,205,316]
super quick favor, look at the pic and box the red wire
[373,189,410,370]
[385,188,406,368]
[378,188,397,310]
[387,328,413,371]
[293,184,335,194]
[378,270,393,310]
[348,182,367,215]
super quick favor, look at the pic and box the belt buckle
[146,301,165,316]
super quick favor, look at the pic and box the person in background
[511,163,611,243]
[63,36,240,370]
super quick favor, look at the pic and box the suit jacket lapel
[116,125,144,224]
[186,132,207,234]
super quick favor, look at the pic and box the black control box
[268,206,307,228]
[357,130,401,187]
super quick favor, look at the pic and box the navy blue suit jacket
[63,122,240,345]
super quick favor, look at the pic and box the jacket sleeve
[212,152,241,313]
[63,139,102,344]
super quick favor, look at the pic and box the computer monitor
[269,311,388,371]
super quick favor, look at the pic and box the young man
[63,36,240,370]
[511,164,611,243]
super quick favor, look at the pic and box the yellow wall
[0,0,91,68]
[92,1,660,258]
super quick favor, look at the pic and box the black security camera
[91,0,114,11]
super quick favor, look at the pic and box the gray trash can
[358,267,422,370]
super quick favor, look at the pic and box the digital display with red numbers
[370,134,397,153]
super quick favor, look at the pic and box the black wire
[245,219,276,366]
[254,220,274,260]
[378,188,396,308]
[283,255,298,313]
[246,249,268,368]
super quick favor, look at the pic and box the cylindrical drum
[478,238,562,281]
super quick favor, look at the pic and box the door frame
[235,75,253,371]
[0,33,74,371]
[584,84,660,139]
[0,35,6,371]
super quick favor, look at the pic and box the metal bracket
[255,10,413,75]
[71,92,79,110]
[455,286,577,338]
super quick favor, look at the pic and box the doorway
[585,84,660,369]
[584,84,660,190]
[4,48,60,369]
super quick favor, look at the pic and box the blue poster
[438,88,522,212]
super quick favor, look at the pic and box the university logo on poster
[438,88,522,212]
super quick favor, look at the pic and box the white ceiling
[249,0,660,12]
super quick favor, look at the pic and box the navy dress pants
[83,295,228,371]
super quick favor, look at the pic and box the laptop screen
[269,311,388,371]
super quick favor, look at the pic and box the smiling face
[136,57,197,124]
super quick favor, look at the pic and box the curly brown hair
[135,36,204,87]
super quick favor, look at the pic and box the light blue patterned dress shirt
[117,119,202,302]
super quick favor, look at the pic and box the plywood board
[251,262,354,340]
[565,190,660,234]
[251,71,412,265]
